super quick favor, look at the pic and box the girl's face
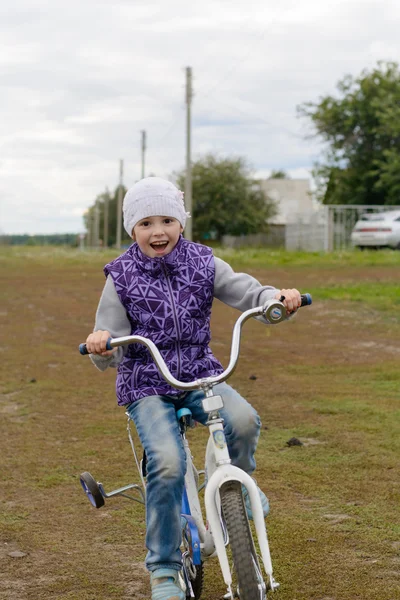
[132,215,183,258]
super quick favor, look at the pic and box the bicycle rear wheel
[220,480,265,600]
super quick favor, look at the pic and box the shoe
[242,481,270,520]
[151,568,185,600]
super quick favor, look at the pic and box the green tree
[175,154,277,241]
[298,61,400,205]
[268,169,288,179]
[84,185,130,247]
[1,234,78,246]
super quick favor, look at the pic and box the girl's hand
[85,330,116,356]
[274,288,301,314]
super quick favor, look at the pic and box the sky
[1,0,400,235]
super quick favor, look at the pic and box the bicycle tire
[220,481,264,600]
[189,562,204,600]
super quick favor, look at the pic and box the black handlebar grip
[300,293,312,307]
[79,337,113,355]
[279,293,312,307]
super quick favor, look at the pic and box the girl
[85,176,301,600]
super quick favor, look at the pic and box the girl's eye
[164,218,173,224]
[141,221,150,227]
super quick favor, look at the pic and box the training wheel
[80,471,105,508]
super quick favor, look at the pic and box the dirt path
[1,251,399,599]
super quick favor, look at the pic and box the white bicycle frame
[109,299,287,597]
[184,395,278,597]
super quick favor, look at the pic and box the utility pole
[93,200,100,249]
[79,232,85,251]
[87,211,93,248]
[103,188,109,248]
[141,130,146,179]
[116,159,124,249]
[185,66,193,241]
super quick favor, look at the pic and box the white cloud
[1,0,400,233]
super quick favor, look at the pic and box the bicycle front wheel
[220,480,265,600]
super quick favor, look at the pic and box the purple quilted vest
[104,236,224,405]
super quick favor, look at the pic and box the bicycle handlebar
[79,294,312,391]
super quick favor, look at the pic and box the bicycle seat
[176,407,196,430]
[176,408,192,420]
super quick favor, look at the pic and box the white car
[350,210,400,249]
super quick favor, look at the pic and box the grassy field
[1,246,399,600]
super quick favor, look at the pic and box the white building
[222,177,326,250]
[259,178,315,225]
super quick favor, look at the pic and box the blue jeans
[126,382,261,572]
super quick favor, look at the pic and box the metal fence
[285,210,326,251]
[218,205,400,252]
[285,205,400,251]
[222,227,285,249]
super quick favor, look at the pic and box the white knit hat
[123,177,190,236]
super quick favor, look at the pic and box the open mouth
[150,241,169,252]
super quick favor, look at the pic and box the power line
[154,106,185,147]
[197,22,276,100]
[153,16,276,148]
[203,94,304,139]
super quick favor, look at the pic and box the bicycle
[79,294,312,600]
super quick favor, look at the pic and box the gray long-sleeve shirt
[90,256,279,371]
